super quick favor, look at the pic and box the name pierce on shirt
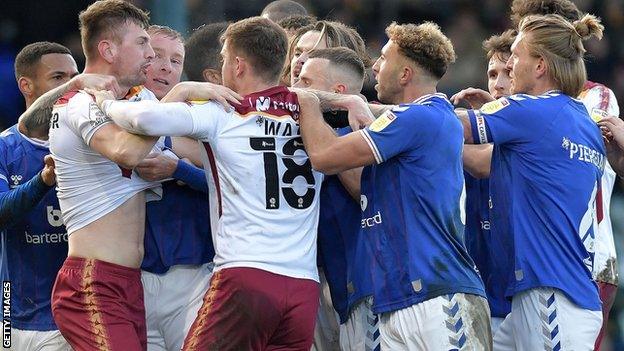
[561,137,605,171]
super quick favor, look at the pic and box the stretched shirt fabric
[358,93,485,314]
[468,92,604,311]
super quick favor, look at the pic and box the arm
[298,92,376,175]
[19,74,120,138]
[337,167,362,201]
[172,137,203,167]
[172,160,209,193]
[88,123,159,169]
[455,109,476,144]
[0,172,53,228]
[463,144,492,178]
[135,154,208,193]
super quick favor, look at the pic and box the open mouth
[153,78,169,85]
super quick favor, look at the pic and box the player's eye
[172,58,181,66]
[53,75,63,80]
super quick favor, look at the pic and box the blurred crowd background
[2,0,624,349]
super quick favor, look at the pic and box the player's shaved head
[261,0,308,22]
[221,16,288,83]
[14,41,72,80]
[483,29,516,62]
[308,47,365,93]
[79,0,150,61]
[385,22,456,80]
[184,22,229,82]
[510,0,581,26]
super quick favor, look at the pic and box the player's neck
[399,84,437,104]
[236,77,279,97]
[530,78,559,96]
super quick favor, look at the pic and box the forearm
[0,173,52,229]
[172,160,209,193]
[19,81,73,138]
[455,109,475,144]
[299,97,341,167]
[337,167,362,202]
[462,144,492,178]
[368,104,394,118]
[101,100,194,136]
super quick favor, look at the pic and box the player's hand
[161,82,243,111]
[599,116,624,150]
[84,88,116,110]
[135,153,178,182]
[345,95,375,131]
[41,154,56,186]
[69,74,122,98]
[451,88,495,109]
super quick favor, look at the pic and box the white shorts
[491,316,505,335]
[311,269,341,351]
[339,297,380,351]
[8,328,71,351]
[379,293,492,351]
[142,263,213,351]
[493,287,602,351]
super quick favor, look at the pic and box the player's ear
[235,56,245,78]
[400,65,413,86]
[333,83,347,94]
[202,68,222,85]
[535,56,547,79]
[17,76,34,97]
[98,40,116,64]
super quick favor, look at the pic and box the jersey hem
[371,286,486,314]
[509,284,601,311]
[214,262,319,282]
[12,321,58,331]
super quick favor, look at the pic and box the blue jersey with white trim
[467,92,603,311]
[317,127,373,323]
[464,172,511,317]
[141,137,214,274]
[359,94,485,314]
[0,125,67,330]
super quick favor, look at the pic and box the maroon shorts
[182,267,319,351]
[51,256,147,351]
[594,281,617,351]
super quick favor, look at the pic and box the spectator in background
[261,0,308,23]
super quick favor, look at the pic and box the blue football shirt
[0,125,67,330]
[468,92,603,311]
[359,94,485,314]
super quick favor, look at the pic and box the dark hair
[510,0,581,26]
[277,15,316,32]
[79,0,150,61]
[309,47,365,82]
[14,41,72,80]
[311,21,372,68]
[482,29,517,61]
[184,22,229,81]
[221,17,288,83]
[261,0,308,22]
[386,21,456,79]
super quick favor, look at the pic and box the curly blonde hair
[385,22,456,79]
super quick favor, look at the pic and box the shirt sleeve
[66,93,113,145]
[580,85,620,121]
[186,101,232,143]
[359,106,430,163]
[469,96,543,145]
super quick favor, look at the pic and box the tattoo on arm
[19,82,72,136]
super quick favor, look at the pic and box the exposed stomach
[68,191,146,268]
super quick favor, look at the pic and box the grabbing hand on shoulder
[161,81,243,111]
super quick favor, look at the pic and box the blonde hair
[519,13,603,96]
[385,22,456,79]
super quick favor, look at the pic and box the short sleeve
[66,93,113,145]
[360,106,428,163]
[580,86,620,121]
[470,96,541,145]
[187,101,233,143]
